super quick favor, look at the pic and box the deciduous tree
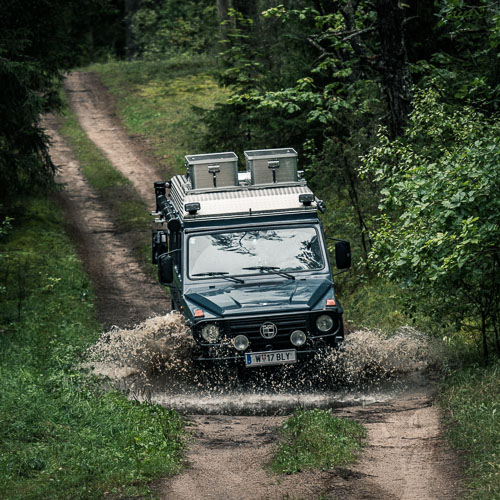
[362,89,500,362]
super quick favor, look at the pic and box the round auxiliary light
[316,314,334,333]
[201,323,221,343]
[234,335,249,351]
[290,330,306,347]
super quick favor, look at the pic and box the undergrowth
[439,360,500,500]
[0,197,185,499]
[271,408,366,474]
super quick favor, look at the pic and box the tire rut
[64,71,164,206]
[44,114,168,328]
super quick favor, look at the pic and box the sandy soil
[46,71,464,499]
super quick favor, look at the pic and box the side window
[169,230,182,273]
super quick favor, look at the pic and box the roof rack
[153,149,326,226]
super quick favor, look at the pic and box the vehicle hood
[185,278,332,317]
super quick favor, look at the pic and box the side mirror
[152,230,168,264]
[335,240,351,269]
[158,254,174,284]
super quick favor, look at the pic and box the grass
[0,196,185,499]
[271,409,366,474]
[87,56,228,174]
[439,360,500,500]
[339,274,409,333]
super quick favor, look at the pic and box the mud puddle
[84,312,444,415]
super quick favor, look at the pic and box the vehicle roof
[169,174,319,223]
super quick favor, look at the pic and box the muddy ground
[44,71,464,499]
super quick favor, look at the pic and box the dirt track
[44,114,168,327]
[64,72,161,207]
[157,393,461,500]
[45,71,464,499]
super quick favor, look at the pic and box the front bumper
[192,330,344,363]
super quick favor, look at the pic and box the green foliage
[419,0,500,111]
[439,361,500,499]
[0,56,58,199]
[202,2,394,258]
[0,0,125,199]
[202,4,322,157]
[362,88,500,360]
[0,212,12,237]
[0,196,185,498]
[271,408,366,474]
[129,0,218,60]
[202,1,499,270]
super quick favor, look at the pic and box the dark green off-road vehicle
[152,148,351,368]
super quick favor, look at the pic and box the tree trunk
[124,0,138,60]
[342,154,371,262]
[375,0,412,138]
[216,0,229,21]
[494,320,500,355]
[481,310,489,365]
[216,0,231,48]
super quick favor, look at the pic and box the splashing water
[326,326,444,385]
[83,313,445,414]
[84,312,195,383]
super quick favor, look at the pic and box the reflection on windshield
[188,227,324,277]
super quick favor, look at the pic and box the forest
[0,1,499,498]
[2,0,498,360]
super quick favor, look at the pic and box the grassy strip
[439,361,500,500]
[0,197,185,499]
[88,56,228,174]
[59,94,149,232]
[271,409,366,474]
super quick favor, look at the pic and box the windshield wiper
[242,266,295,280]
[192,272,244,284]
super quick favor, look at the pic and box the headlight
[290,330,306,347]
[201,323,221,343]
[316,314,334,333]
[234,335,249,351]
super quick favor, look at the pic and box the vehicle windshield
[188,226,324,278]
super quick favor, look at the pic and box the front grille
[226,314,309,349]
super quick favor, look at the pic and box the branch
[307,36,333,58]
[341,26,376,42]
[341,0,378,67]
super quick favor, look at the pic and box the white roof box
[185,152,238,190]
[244,148,298,185]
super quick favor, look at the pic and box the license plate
[245,349,296,367]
